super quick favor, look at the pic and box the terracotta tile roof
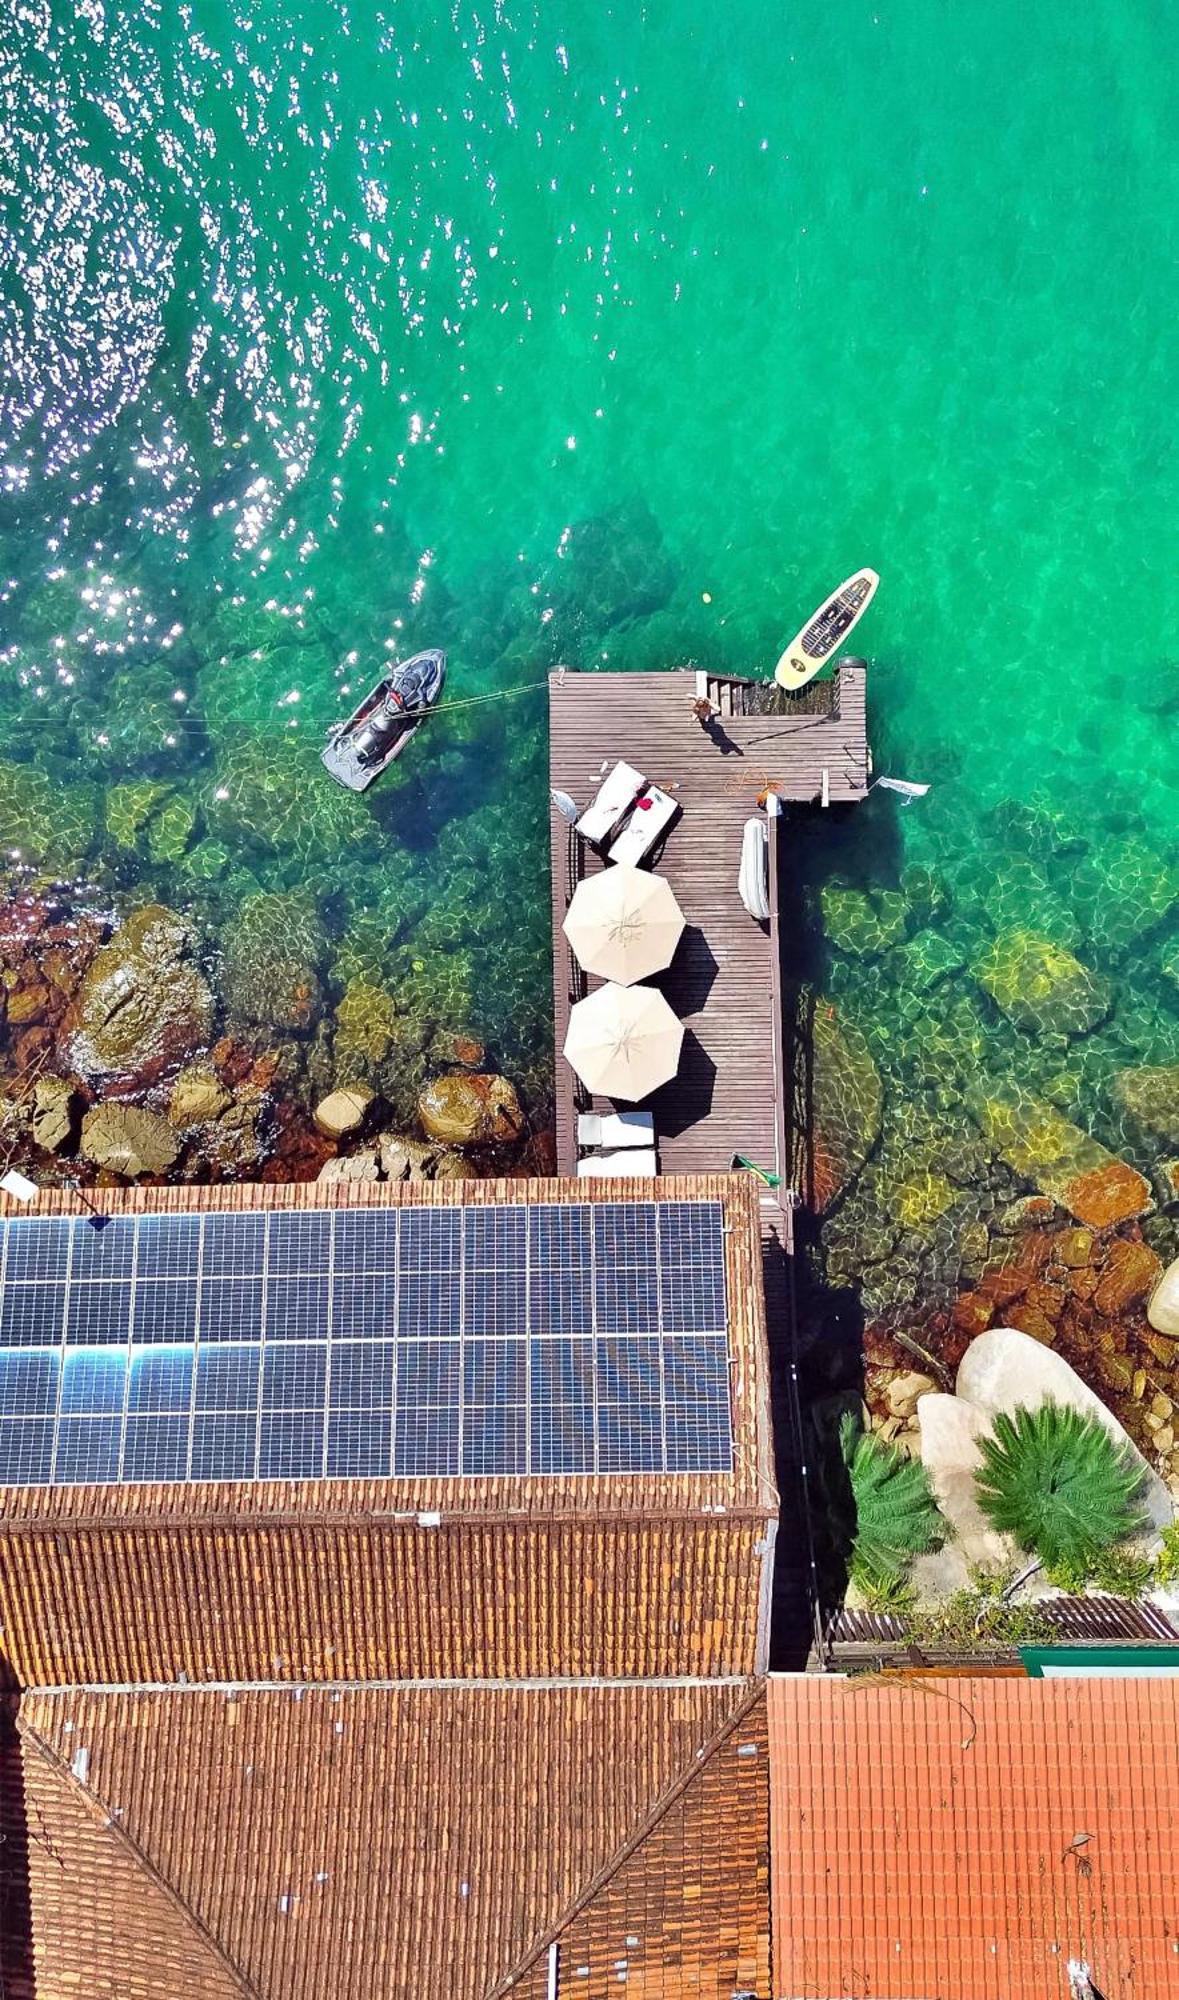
[4,1679,771,2000]
[0,1176,778,1688]
[767,1673,1179,2000]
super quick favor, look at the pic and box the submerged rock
[805,1005,884,1213]
[314,1087,374,1140]
[81,1102,180,1177]
[973,929,1109,1040]
[1071,837,1176,959]
[379,1133,440,1182]
[418,1072,525,1146]
[223,891,324,1034]
[0,759,99,871]
[1111,1065,1179,1154]
[334,980,398,1067]
[820,884,907,957]
[30,1077,78,1154]
[968,1083,1152,1229]
[68,905,215,1088]
[206,734,377,862]
[168,1065,233,1127]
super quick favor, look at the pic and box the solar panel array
[0,1202,732,1488]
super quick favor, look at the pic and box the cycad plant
[974,1401,1148,1572]
[839,1413,944,1591]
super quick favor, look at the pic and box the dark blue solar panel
[0,1282,65,1347]
[199,1278,264,1343]
[326,1408,392,1478]
[0,1350,59,1417]
[330,1273,390,1340]
[0,1201,732,1485]
[61,1349,126,1416]
[55,1415,121,1484]
[329,1340,395,1409]
[261,1342,327,1411]
[266,1274,330,1340]
[3,1221,70,1283]
[259,1410,323,1480]
[201,1211,265,1275]
[463,1404,527,1475]
[332,1209,398,1273]
[395,1403,459,1477]
[464,1338,526,1403]
[267,1210,332,1272]
[191,1413,257,1482]
[123,1414,189,1483]
[128,1348,193,1415]
[0,1418,53,1484]
[397,1268,461,1339]
[194,1343,261,1412]
[65,1281,132,1346]
[594,1267,658,1336]
[132,1279,197,1345]
[135,1214,201,1279]
[70,1220,134,1281]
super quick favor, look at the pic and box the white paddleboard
[773,568,879,691]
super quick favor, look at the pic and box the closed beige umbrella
[563,982,683,1101]
[562,865,685,986]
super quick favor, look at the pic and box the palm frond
[840,1412,944,1589]
[974,1400,1148,1571]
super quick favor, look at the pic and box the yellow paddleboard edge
[773,567,880,691]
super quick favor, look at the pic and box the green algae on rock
[1111,1066,1179,1154]
[803,1002,884,1213]
[334,980,398,1069]
[1070,837,1176,959]
[222,891,325,1033]
[205,734,378,861]
[973,929,1110,1040]
[820,883,908,957]
[0,760,99,871]
[68,904,215,1088]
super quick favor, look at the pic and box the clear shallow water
[0,3,1176,1259]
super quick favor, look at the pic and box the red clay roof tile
[767,1673,1179,2000]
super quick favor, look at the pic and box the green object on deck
[732,1154,781,1188]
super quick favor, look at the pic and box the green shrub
[974,1401,1148,1571]
[1152,1521,1179,1587]
[909,1569,1053,1648]
[840,1413,944,1591]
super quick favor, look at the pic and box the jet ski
[321,648,446,791]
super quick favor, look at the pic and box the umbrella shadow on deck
[647,1030,717,1138]
[659,926,718,1017]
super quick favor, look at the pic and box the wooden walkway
[548,663,869,1217]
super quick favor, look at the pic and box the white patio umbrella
[563,982,684,1101]
[562,865,685,986]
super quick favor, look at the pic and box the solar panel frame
[0,1200,734,1487]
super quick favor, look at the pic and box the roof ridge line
[16,1713,264,2000]
[486,1674,768,2000]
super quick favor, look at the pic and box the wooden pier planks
[548,664,869,1190]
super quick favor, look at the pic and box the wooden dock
[548,661,869,1222]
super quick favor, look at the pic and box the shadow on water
[765,794,907,1664]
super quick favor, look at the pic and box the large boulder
[1148,1257,1179,1338]
[973,929,1109,1040]
[915,1392,1017,1568]
[819,884,907,957]
[1111,1066,1179,1154]
[1071,837,1176,959]
[68,906,215,1088]
[806,1004,883,1213]
[80,1103,180,1178]
[418,1072,525,1146]
[956,1327,1173,1532]
[314,1087,374,1140]
[968,1083,1152,1230]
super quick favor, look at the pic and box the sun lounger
[575,760,646,846]
[577,1110,655,1150]
[576,1148,658,1179]
[607,785,678,867]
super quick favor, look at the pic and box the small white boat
[773,569,879,692]
[321,648,446,791]
[738,817,770,921]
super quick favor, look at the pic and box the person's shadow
[699,714,743,756]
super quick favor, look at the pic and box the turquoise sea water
[1,2,1177,1288]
